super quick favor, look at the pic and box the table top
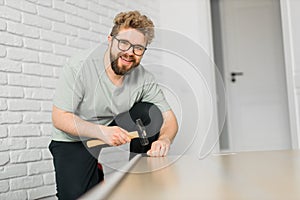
[106,150,300,200]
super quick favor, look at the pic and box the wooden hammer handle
[86,131,139,148]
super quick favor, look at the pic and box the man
[49,10,178,199]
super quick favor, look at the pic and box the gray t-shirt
[52,44,170,142]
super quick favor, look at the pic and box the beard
[110,50,140,76]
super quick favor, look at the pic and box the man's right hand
[98,126,131,146]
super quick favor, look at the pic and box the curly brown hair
[110,11,155,44]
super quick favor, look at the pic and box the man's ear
[108,35,112,42]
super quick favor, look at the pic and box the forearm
[52,105,131,146]
[158,110,178,143]
[52,105,104,140]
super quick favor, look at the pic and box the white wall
[157,0,220,157]
[0,0,159,199]
[280,0,300,148]
[159,0,213,53]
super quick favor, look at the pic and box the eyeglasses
[113,36,147,56]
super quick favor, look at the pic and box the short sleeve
[141,73,171,113]
[53,62,84,112]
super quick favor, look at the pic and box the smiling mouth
[120,55,134,63]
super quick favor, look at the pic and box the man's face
[109,28,147,76]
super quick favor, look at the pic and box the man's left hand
[147,138,171,157]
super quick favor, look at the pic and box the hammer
[87,119,149,148]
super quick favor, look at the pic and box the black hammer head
[135,119,149,146]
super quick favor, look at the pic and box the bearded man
[49,10,178,199]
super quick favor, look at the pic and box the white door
[215,0,291,151]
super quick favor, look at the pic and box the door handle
[231,72,244,82]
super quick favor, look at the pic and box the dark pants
[49,102,163,200]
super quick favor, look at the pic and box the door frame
[279,0,300,149]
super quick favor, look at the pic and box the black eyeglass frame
[113,36,147,56]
